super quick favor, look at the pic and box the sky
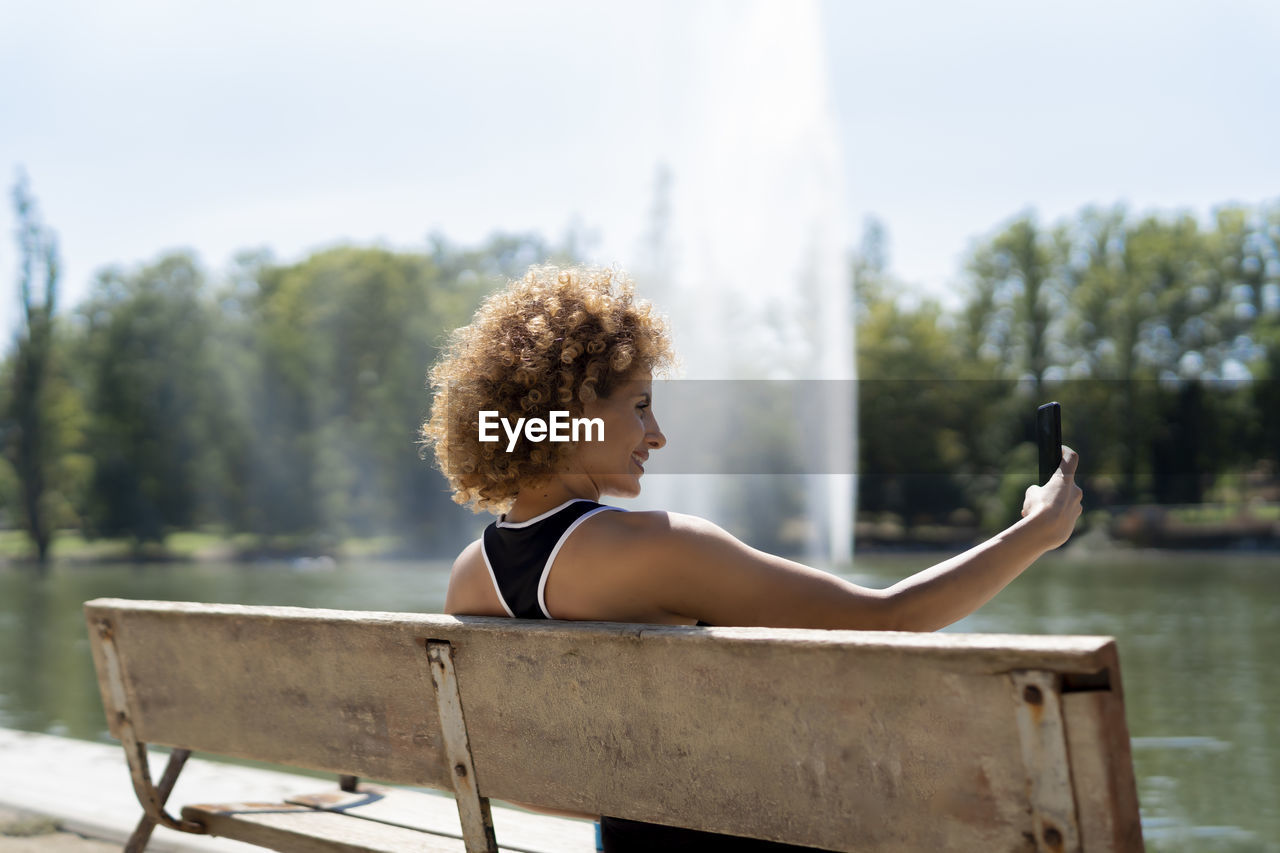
[2,0,1279,337]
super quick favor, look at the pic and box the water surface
[0,553,1275,851]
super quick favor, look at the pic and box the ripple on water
[1131,735,1232,752]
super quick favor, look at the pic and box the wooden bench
[84,598,1145,852]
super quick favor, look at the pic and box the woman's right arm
[565,449,1083,631]
[874,448,1083,630]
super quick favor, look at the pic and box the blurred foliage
[3,177,1278,559]
[856,202,1280,533]
[74,253,227,544]
[2,193,571,557]
[2,173,78,568]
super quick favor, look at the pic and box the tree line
[856,204,1280,533]
[2,174,581,566]
[3,172,1278,564]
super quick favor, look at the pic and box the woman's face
[568,371,666,499]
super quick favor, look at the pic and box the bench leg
[124,748,191,853]
[95,618,205,840]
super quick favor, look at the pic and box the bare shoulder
[558,510,765,581]
[574,509,754,567]
[540,510,698,622]
[543,508,764,623]
[555,507,889,629]
[444,538,507,617]
[576,508,730,544]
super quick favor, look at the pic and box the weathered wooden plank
[286,785,596,853]
[85,601,454,789]
[427,618,1097,850]
[182,803,467,853]
[86,599,1136,853]
[84,599,1119,675]
[285,788,464,836]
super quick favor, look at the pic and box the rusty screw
[455,763,468,778]
[1023,684,1044,705]
[1043,825,1063,847]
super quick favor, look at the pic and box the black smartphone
[1037,402,1062,486]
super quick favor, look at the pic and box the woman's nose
[647,415,667,450]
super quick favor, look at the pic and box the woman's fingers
[1059,445,1079,478]
[1021,484,1038,517]
[1061,447,1084,514]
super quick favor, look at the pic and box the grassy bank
[0,530,422,565]
[857,503,1280,552]
[5,502,1279,564]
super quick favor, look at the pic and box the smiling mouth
[631,453,647,473]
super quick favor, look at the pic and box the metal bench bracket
[427,639,498,853]
[1011,669,1082,852]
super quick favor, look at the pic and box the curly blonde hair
[422,265,674,514]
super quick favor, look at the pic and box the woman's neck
[506,476,600,523]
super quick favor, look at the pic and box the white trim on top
[536,505,623,619]
[495,498,593,529]
[479,538,516,618]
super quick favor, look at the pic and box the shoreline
[0,729,592,852]
[3,502,1280,568]
[0,806,116,853]
[3,543,1279,575]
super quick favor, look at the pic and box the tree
[242,236,553,550]
[853,219,978,526]
[963,214,1056,391]
[957,202,1277,508]
[76,253,234,545]
[3,172,61,567]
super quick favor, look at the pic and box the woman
[422,264,1082,850]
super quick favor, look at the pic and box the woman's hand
[1020,445,1084,550]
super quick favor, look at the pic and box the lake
[0,552,1275,851]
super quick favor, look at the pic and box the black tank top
[481,499,835,853]
[482,499,620,619]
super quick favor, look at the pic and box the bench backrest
[84,598,1143,852]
